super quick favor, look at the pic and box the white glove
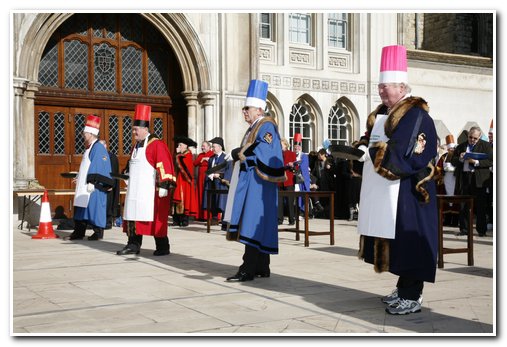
[158,188,168,198]
[357,145,370,162]
[86,183,95,193]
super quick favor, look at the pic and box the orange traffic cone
[32,190,59,239]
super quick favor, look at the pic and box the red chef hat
[134,104,151,127]
[293,133,302,145]
[84,115,101,136]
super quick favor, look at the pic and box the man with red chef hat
[116,104,176,256]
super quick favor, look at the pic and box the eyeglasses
[468,136,479,140]
[377,83,399,90]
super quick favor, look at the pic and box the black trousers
[459,172,488,234]
[238,244,270,276]
[125,221,169,252]
[396,276,424,301]
[278,185,295,223]
[73,219,103,238]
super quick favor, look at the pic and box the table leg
[206,191,211,233]
[294,200,300,241]
[329,192,335,245]
[467,198,474,266]
[438,200,444,268]
[304,194,309,247]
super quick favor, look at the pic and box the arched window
[38,13,170,97]
[289,102,314,152]
[328,103,352,145]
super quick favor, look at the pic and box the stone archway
[13,12,212,189]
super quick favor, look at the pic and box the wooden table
[278,190,335,247]
[437,194,474,268]
[14,188,126,231]
[205,189,228,233]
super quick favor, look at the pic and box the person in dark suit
[451,126,493,236]
[100,140,120,229]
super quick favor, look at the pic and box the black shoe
[478,232,486,237]
[87,233,103,241]
[180,221,189,227]
[255,272,270,278]
[153,249,170,256]
[116,246,140,255]
[104,224,112,230]
[288,220,295,225]
[278,220,283,225]
[226,272,254,282]
[456,230,468,236]
[65,233,84,240]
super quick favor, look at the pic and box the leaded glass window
[64,40,88,90]
[289,103,313,153]
[328,104,351,145]
[148,48,169,96]
[38,111,50,154]
[122,117,132,155]
[121,46,142,94]
[39,38,58,87]
[38,14,172,98]
[54,112,66,154]
[108,115,119,155]
[94,43,116,92]
[153,118,163,139]
[74,114,86,154]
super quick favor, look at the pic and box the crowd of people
[60,45,494,317]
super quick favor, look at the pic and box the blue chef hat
[245,79,268,109]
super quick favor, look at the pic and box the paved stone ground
[11,216,495,335]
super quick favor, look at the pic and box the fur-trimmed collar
[366,96,429,138]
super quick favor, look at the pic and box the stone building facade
[11,12,494,217]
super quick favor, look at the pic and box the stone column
[182,91,199,143]
[13,78,39,190]
[200,90,219,140]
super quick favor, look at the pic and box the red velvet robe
[128,137,176,237]
[173,150,198,217]
[193,150,214,220]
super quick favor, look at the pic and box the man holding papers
[451,126,493,236]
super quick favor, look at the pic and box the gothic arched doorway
[34,13,185,216]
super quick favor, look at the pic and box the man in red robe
[116,104,176,256]
[193,141,214,221]
[172,136,199,227]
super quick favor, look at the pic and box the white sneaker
[381,289,423,306]
[381,289,399,305]
[385,298,422,315]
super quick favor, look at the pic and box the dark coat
[451,139,493,192]
[358,96,439,283]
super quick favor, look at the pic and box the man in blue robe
[225,80,286,282]
[67,115,113,241]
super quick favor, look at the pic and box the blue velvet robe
[295,152,311,210]
[74,141,113,228]
[203,152,230,213]
[228,117,286,254]
[358,97,438,283]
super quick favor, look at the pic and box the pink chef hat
[379,45,408,84]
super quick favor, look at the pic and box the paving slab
[11,216,495,335]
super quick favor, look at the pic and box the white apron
[222,160,240,224]
[357,114,401,239]
[123,137,156,221]
[73,145,92,208]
